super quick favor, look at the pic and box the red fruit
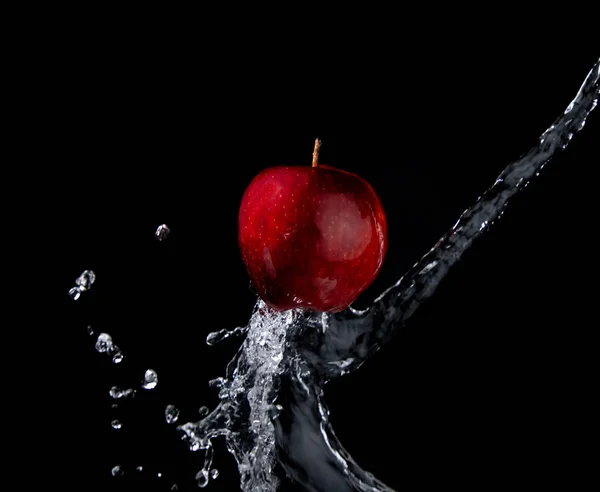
[238,141,387,312]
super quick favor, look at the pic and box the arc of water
[321,58,599,377]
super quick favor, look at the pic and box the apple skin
[238,164,387,312]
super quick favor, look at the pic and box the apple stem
[312,138,322,167]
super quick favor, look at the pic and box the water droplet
[112,352,124,364]
[111,404,118,409]
[68,287,81,300]
[95,333,113,353]
[157,472,163,478]
[111,419,122,429]
[171,485,179,491]
[206,331,223,346]
[210,468,219,479]
[196,470,209,488]
[86,325,94,336]
[111,465,124,477]
[198,406,209,417]
[109,386,135,399]
[190,441,201,452]
[155,224,170,241]
[165,405,180,424]
[142,369,158,390]
[75,270,96,290]
[208,377,225,389]
[136,466,143,472]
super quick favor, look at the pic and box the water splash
[76,59,598,490]
[174,58,599,491]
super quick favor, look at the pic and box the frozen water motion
[71,59,599,491]
[177,59,600,490]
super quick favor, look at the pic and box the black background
[42,47,598,491]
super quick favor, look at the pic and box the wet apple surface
[238,163,388,312]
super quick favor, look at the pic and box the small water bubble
[142,369,158,390]
[190,441,201,452]
[111,404,118,409]
[86,325,94,336]
[165,405,180,424]
[112,352,124,364]
[210,468,219,480]
[75,270,96,290]
[171,485,179,491]
[198,406,209,417]
[157,472,163,478]
[136,466,143,472]
[111,465,124,477]
[111,419,122,430]
[68,287,81,300]
[95,333,113,353]
[155,224,170,241]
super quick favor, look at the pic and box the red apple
[238,141,387,312]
